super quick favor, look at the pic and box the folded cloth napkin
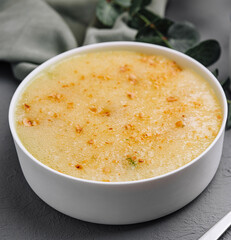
[0,0,167,80]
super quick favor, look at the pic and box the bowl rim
[8,41,228,185]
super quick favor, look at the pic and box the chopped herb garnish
[127,157,137,166]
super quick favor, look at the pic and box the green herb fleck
[96,0,123,27]
[127,157,137,166]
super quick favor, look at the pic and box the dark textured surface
[1,0,231,239]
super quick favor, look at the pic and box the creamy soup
[15,51,222,182]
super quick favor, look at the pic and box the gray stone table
[1,0,231,239]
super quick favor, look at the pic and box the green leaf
[212,69,219,78]
[221,77,230,88]
[129,0,151,16]
[221,77,231,99]
[221,78,231,130]
[129,0,143,16]
[138,8,160,22]
[136,26,167,46]
[168,22,200,52]
[114,0,131,7]
[154,18,174,35]
[96,0,122,27]
[227,100,231,130]
[128,9,160,30]
[136,34,166,45]
[141,0,151,6]
[185,40,221,67]
[127,14,144,29]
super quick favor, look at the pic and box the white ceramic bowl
[9,42,227,225]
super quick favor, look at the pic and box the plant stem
[137,13,173,48]
[137,13,150,25]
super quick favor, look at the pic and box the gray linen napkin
[0,0,167,80]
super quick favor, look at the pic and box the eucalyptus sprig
[96,0,231,129]
[96,0,221,67]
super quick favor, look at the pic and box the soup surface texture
[15,51,222,182]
